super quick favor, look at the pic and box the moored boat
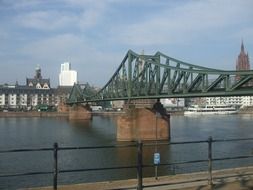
[184,105,238,115]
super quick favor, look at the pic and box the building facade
[205,96,253,107]
[0,67,71,111]
[26,65,50,89]
[59,62,77,86]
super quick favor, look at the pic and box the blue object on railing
[154,152,160,165]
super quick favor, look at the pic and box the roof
[0,86,55,94]
[26,78,50,87]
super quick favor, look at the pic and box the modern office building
[59,62,77,86]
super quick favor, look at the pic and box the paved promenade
[26,166,253,190]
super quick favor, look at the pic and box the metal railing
[1,137,253,190]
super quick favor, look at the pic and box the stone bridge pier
[58,102,92,120]
[117,100,170,141]
[59,100,170,141]
[69,104,92,120]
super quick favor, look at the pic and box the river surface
[1,114,253,189]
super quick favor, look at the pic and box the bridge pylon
[117,100,170,141]
[68,104,92,120]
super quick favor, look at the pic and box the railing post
[137,140,143,190]
[53,143,58,190]
[208,136,213,188]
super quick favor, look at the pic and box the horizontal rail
[59,165,137,173]
[213,155,253,162]
[1,137,253,158]
[0,148,53,153]
[143,159,208,168]
[0,143,138,154]
[0,171,53,178]
[213,137,253,143]
[59,143,137,151]
[144,140,208,146]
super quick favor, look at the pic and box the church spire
[236,40,250,71]
[241,40,245,53]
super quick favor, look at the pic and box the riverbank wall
[0,110,252,118]
[0,111,69,118]
[92,111,125,116]
[0,111,126,118]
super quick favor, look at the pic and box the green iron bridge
[68,50,253,104]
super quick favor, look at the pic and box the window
[36,83,42,89]
[43,83,49,89]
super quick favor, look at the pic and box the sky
[0,0,252,87]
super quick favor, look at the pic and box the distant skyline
[0,0,252,87]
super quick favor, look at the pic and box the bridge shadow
[66,115,118,144]
[233,173,253,190]
[196,172,253,190]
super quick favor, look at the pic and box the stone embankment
[0,111,125,118]
[92,111,125,116]
[0,111,68,118]
[0,108,252,118]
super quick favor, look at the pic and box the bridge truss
[68,50,253,103]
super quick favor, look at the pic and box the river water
[1,114,253,189]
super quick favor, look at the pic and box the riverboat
[184,105,238,115]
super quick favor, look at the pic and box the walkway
[26,166,253,190]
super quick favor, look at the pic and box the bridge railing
[1,137,253,190]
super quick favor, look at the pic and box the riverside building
[0,66,71,111]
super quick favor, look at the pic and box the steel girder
[67,50,253,104]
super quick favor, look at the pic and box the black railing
[1,137,253,190]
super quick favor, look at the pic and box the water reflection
[68,119,92,127]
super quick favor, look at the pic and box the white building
[0,94,5,107]
[161,98,185,107]
[205,96,253,107]
[59,62,77,86]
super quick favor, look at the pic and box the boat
[184,104,238,115]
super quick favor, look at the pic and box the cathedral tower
[236,41,250,71]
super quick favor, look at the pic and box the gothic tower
[235,41,251,86]
[236,41,250,71]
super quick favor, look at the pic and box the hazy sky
[0,0,252,87]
